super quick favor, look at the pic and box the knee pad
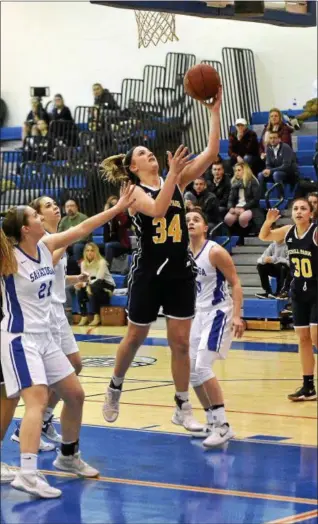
[190,358,201,388]
[190,364,215,387]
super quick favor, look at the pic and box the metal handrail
[265,182,285,210]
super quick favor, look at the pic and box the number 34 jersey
[131,180,192,273]
[285,223,317,301]
[1,241,55,334]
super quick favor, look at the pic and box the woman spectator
[103,196,131,267]
[259,108,294,159]
[22,97,50,140]
[224,163,263,233]
[76,243,115,327]
[51,94,73,122]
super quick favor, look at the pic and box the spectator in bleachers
[258,131,299,196]
[227,118,259,174]
[23,97,50,140]
[224,163,263,232]
[103,195,131,267]
[259,108,294,160]
[308,192,318,223]
[58,198,92,264]
[75,242,115,327]
[208,161,231,217]
[255,240,289,299]
[93,83,119,110]
[185,177,220,231]
[51,94,73,122]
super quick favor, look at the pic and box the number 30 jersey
[0,241,55,334]
[131,179,192,274]
[285,223,317,301]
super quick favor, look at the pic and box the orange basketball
[184,64,221,101]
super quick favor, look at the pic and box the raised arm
[259,209,291,242]
[209,244,245,338]
[43,184,136,253]
[179,87,222,192]
[130,145,192,218]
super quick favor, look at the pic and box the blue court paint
[1,424,317,524]
[75,333,305,353]
[247,435,291,442]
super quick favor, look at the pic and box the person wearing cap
[227,118,260,175]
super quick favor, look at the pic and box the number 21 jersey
[1,241,55,333]
[285,223,317,300]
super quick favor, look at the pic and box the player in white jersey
[179,209,245,447]
[0,184,135,498]
[10,196,89,447]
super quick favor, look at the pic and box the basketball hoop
[134,11,179,48]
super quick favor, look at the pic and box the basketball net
[134,11,179,48]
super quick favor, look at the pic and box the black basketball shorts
[291,298,318,328]
[127,266,196,325]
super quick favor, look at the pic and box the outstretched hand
[117,182,136,211]
[266,208,281,225]
[201,85,223,112]
[167,145,193,182]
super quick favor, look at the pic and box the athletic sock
[303,375,314,391]
[61,439,79,457]
[109,375,124,390]
[211,404,228,426]
[21,453,37,474]
[43,407,54,423]
[175,391,189,409]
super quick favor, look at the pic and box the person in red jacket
[103,195,132,266]
[259,108,294,160]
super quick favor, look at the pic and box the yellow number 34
[152,215,182,244]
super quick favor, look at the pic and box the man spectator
[92,83,119,110]
[23,97,50,140]
[227,118,259,174]
[257,131,299,196]
[255,240,289,299]
[103,196,131,267]
[208,161,231,217]
[308,192,318,223]
[185,178,221,231]
[51,94,73,122]
[58,199,92,267]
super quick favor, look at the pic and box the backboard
[91,1,317,27]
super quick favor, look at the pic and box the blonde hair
[268,108,283,129]
[233,162,257,187]
[82,242,105,270]
[0,228,17,276]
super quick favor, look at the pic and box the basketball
[184,64,221,101]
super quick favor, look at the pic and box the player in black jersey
[101,89,222,430]
[259,199,317,401]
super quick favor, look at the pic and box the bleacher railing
[1,48,259,214]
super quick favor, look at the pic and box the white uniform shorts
[190,300,233,365]
[50,303,79,356]
[0,331,74,398]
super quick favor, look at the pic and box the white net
[134,11,179,48]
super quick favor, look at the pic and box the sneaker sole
[288,395,317,402]
[1,476,16,484]
[11,481,61,498]
[53,460,99,478]
[203,431,235,448]
[11,434,56,452]
[41,432,62,444]
[102,408,119,423]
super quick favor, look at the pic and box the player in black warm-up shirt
[101,88,222,431]
[259,199,317,401]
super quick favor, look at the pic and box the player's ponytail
[0,228,17,276]
[100,147,139,185]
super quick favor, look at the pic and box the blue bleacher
[251,110,318,125]
[243,298,288,320]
